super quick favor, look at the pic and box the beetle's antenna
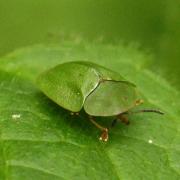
[125,109,164,115]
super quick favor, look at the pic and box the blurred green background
[0,0,179,89]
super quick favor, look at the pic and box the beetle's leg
[111,99,143,126]
[111,114,130,127]
[70,112,79,116]
[89,116,109,142]
[117,114,130,125]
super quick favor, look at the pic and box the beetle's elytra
[37,61,163,141]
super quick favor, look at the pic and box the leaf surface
[0,42,179,180]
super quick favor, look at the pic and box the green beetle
[37,61,163,141]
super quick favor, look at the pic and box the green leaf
[0,42,179,180]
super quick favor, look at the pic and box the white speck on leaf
[148,139,153,144]
[12,114,21,119]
